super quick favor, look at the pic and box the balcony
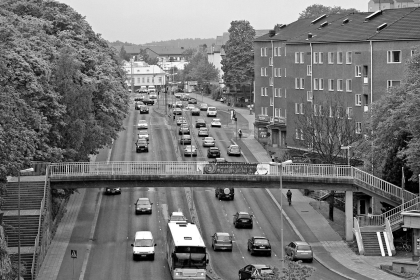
[363,84,369,96]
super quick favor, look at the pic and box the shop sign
[256,115,270,122]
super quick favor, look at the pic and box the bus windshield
[173,246,206,269]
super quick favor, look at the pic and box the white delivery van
[131,231,156,260]
[207,107,217,117]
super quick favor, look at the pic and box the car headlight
[198,272,205,276]
[175,272,182,276]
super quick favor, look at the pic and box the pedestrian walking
[238,129,242,139]
[286,190,292,206]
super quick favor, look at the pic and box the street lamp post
[340,145,352,166]
[18,167,34,280]
[270,160,292,277]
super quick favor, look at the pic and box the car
[131,231,156,260]
[179,135,192,145]
[238,264,274,279]
[203,137,215,147]
[184,145,197,157]
[177,88,184,93]
[139,86,148,93]
[285,241,313,262]
[179,124,190,135]
[191,107,200,116]
[207,147,221,158]
[138,130,149,142]
[169,212,187,223]
[105,187,121,194]
[134,94,143,101]
[137,120,148,130]
[211,118,222,127]
[180,95,189,101]
[185,104,195,111]
[143,98,154,105]
[176,117,187,126]
[213,157,228,163]
[233,212,253,229]
[207,107,217,117]
[174,92,182,99]
[175,101,183,108]
[135,139,148,152]
[198,127,209,137]
[139,105,149,114]
[227,144,241,156]
[248,237,272,256]
[135,198,153,214]
[200,103,208,111]
[149,93,157,99]
[215,187,234,200]
[188,98,197,104]
[211,232,233,251]
[173,108,182,115]
[195,119,206,128]
[135,102,144,110]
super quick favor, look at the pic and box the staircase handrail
[357,214,384,227]
[385,196,420,227]
[352,167,417,202]
[353,217,364,255]
[384,218,396,255]
[31,233,39,279]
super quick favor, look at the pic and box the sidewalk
[197,92,410,280]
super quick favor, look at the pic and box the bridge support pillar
[345,190,354,241]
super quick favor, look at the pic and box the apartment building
[144,46,188,71]
[123,60,166,91]
[368,0,420,11]
[253,8,420,150]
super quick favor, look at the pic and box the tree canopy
[0,0,129,180]
[221,20,255,88]
[298,4,359,19]
[182,49,219,84]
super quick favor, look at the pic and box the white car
[207,107,217,117]
[138,130,149,141]
[203,137,215,147]
[137,120,148,130]
[186,104,195,111]
[149,93,157,99]
[211,118,222,127]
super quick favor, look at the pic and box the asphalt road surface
[55,96,347,280]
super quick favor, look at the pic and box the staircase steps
[361,232,382,256]
[3,216,43,247]
[10,253,36,280]
[2,182,45,211]
[379,232,389,256]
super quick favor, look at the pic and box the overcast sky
[57,0,368,44]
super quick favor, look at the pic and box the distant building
[368,0,420,11]
[253,8,420,149]
[144,46,188,71]
[123,60,166,91]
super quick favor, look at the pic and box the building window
[274,68,277,77]
[284,88,287,98]
[158,77,162,83]
[307,91,313,101]
[319,105,323,116]
[278,68,282,77]
[346,79,352,92]
[300,78,305,89]
[387,50,401,63]
[261,107,267,115]
[279,88,282,97]
[295,78,299,89]
[274,88,279,97]
[278,47,282,56]
[355,65,362,77]
[142,77,145,83]
[346,52,352,64]
[295,52,299,63]
[300,103,304,114]
[313,52,319,64]
[147,77,150,83]
[264,48,267,57]
[313,78,318,90]
[307,65,312,76]
[295,103,299,114]
[269,57,273,66]
[314,104,318,116]
[328,52,334,64]
[411,50,416,57]
[355,94,362,106]
[137,77,140,83]
[337,52,343,64]
[387,80,401,89]
[261,87,264,96]
[295,129,299,139]
[319,52,324,64]
[300,52,305,64]
[347,107,353,119]
[337,79,343,91]
[261,67,264,76]
[264,68,267,76]
[284,68,286,77]
[328,79,334,91]
[319,78,324,90]
[274,47,277,56]
[356,122,362,134]
[275,108,280,117]
[300,129,304,140]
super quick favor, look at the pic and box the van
[131,231,156,260]
[207,107,217,117]
[148,86,156,93]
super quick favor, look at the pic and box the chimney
[269,30,275,38]
[307,33,313,39]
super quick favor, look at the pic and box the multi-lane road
[55,95,347,280]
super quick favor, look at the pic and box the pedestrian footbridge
[48,161,417,242]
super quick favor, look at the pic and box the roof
[371,0,394,3]
[145,46,186,56]
[124,45,143,53]
[215,232,230,236]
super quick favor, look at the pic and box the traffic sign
[71,250,77,259]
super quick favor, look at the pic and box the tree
[298,4,359,19]
[221,20,255,89]
[257,257,315,280]
[183,49,219,84]
[119,45,130,61]
[139,48,158,65]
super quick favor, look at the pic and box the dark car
[139,105,149,114]
[248,237,272,256]
[285,241,313,262]
[135,102,144,110]
[143,98,154,105]
[238,264,274,280]
[135,197,153,214]
[195,119,206,128]
[211,232,233,251]
[215,187,234,200]
[178,124,190,135]
[135,139,148,153]
[188,98,197,104]
[105,187,121,195]
[233,212,253,229]
[191,107,200,116]
[207,147,221,158]
[179,135,192,145]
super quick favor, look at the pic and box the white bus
[166,222,208,280]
